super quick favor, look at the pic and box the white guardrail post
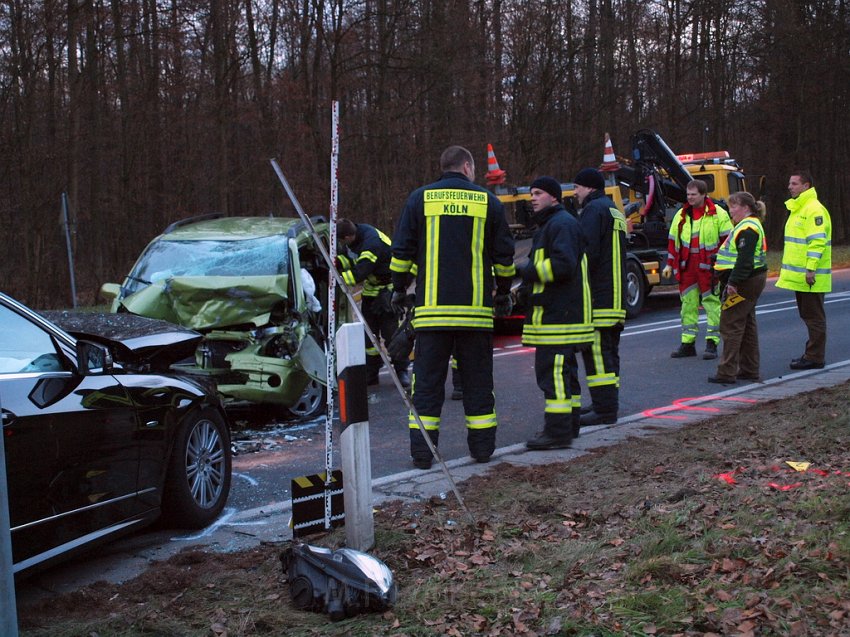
[335,322,374,551]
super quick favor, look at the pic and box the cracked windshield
[125,235,291,295]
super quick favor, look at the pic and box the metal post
[61,192,78,309]
[0,391,20,636]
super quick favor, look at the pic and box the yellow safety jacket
[776,187,832,293]
[714,217,767,273]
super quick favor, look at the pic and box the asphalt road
[226,269,850,514]
[15,270,850,600]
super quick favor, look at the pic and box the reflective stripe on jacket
[776,187,832,293]
[340,223,393,296]
[666,198,733,294]
[578,190,627,327]
[521,204,594,346]
[390,172,516,330]
[715,217,767,272]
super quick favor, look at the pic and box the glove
[493,293,513,318]
[387,317,415,361]
[521,262,537,283]
[391,290,410,316]
[662,265,672,279]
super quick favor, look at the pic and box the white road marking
[491,290,850,350]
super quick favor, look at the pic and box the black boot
[671,342,697,358]
[526,430,573,450]
[579,411,618,426]
[395,368,410,389]
[410,429,438,469]
[703,340,718,360]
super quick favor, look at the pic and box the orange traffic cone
[600,133,620,172]
[485,143,507,185]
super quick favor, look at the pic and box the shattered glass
[124,236,291,296]
[42,311,198,341]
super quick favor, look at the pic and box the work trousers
[408,330,497,461]
[535,345,580,439]
[581,323,623,417]
[363,291,407,380]
[717,271,767,379]
[679,285,721,344]
[795,290,827,364]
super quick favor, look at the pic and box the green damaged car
[101,214,340,419]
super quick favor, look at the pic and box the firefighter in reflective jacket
[521,177,594,451]
[337,219,410,387]
[572,168,627,426]
[390,145,515,469]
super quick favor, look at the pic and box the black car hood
[43,311,201,369]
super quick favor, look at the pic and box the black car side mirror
[76,340,113,375]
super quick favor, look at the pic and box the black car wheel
[163,407,232,528]
[625,259,646,318]
[285,378,326,419]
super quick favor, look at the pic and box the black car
[0,292,232,576]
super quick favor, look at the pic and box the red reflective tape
[338,378,348,424]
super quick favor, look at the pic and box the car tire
[162,407,232,528]
[285,378,327,420]
[625,259,646,318]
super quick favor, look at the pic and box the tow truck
[487,130,763,318]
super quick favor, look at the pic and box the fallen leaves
[17,384,850,637]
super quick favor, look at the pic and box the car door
[287,237,328,385]
[0,301,143,573]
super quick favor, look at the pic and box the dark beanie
[573,167,605,191]
[530,176,562,202]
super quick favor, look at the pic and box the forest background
[2,0,848,307]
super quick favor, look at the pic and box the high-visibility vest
[714,217,766,272]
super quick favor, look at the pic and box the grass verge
[18,384,850,636]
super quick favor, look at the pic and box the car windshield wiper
[125,275,151,286]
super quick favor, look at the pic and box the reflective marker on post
[336,322,373,551]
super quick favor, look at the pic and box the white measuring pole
[324,101,340,529]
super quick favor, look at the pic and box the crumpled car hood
[117,275,289,330]
[43,310,202,369]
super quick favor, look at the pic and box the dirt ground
[16,382,850,636]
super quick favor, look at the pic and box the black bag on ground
[280,542,397,621]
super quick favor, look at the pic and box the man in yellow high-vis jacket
[776,171,832,370]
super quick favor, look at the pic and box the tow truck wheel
[625,260,646,318]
